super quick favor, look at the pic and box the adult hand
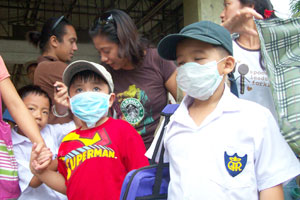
[53,81,69,115]
[221,7,263,36]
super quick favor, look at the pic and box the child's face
[23,94,50,131]
[176,39,224,74]
[69,77,110,98]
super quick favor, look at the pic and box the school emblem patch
[224,151,247,177]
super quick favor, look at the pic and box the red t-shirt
[57,118,149,200]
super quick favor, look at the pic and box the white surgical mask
[176,58,225,100]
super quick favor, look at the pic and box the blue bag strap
[161,104,180,116]
[151,104,179,196]
[150,104,179,164]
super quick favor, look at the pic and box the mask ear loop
[216,57,228,77]
[106,93,115,109]
[217,57,227,64]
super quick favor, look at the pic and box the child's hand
[30,143,52,174]
[53,81,69,114]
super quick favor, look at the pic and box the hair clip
[264,9,274,19]
[51,16,65,32]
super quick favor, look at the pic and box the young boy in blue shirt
[149,21,300,200]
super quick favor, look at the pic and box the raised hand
[221,7,263,36]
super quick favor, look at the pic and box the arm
[30,144,66,194]
[53,81,82,128]
[29,176,42,188]
[259,184,284,200]
[164,70,177,101]
[0,78,44,145]
[53,81,69,115]
[35,168,67,194]
[221,7,263,35]
[29,159,58,188]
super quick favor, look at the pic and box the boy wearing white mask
[30,60,149,200]
[154,21,300,200]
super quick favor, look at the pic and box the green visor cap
[157,21,233,60]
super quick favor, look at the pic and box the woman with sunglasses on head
[89,9,177,149]
[220,0,278,120]
[27,16,78,124]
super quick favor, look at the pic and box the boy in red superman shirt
[30,60,149,200]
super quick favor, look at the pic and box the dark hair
[239,0,277,19]
[69,70,111,93]
[26,62,38,73]
[27,16,72,53]
[18,85,52,109]
[89,9,146,68]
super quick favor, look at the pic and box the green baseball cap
[158,21,233,60]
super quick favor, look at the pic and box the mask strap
[217,57,227,64]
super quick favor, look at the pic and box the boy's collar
[11,127,31,145]
[181,84,240,113]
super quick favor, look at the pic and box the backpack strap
[150,104,179,164]
[151,104,179,196]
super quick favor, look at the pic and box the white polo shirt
[12,121,75,200]
[164,86,300,200]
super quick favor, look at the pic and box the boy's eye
[75,88,83,93]
[28,107,35,111]
[223,2,230,7]
[177,61,185,66]
[43,111,49,115]
[93,87,101,92]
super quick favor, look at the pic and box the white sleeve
[145,118,165,160]
[13,146,33,192]
[255,111,300,191]
[145,117,169,163]
[50,121,76,145]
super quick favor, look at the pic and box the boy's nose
[220,10,225,20]
[33,111,42,120]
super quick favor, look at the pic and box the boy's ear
[108,93,115,108]
[223,56,235,75]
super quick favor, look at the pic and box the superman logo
[62,128,111,146]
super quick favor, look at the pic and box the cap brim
[157,34,222,60]
[63,60,114,92]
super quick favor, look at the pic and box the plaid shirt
[255,17,300,156]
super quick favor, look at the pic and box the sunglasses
[91,13,116,31]
[51,16,65,32]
